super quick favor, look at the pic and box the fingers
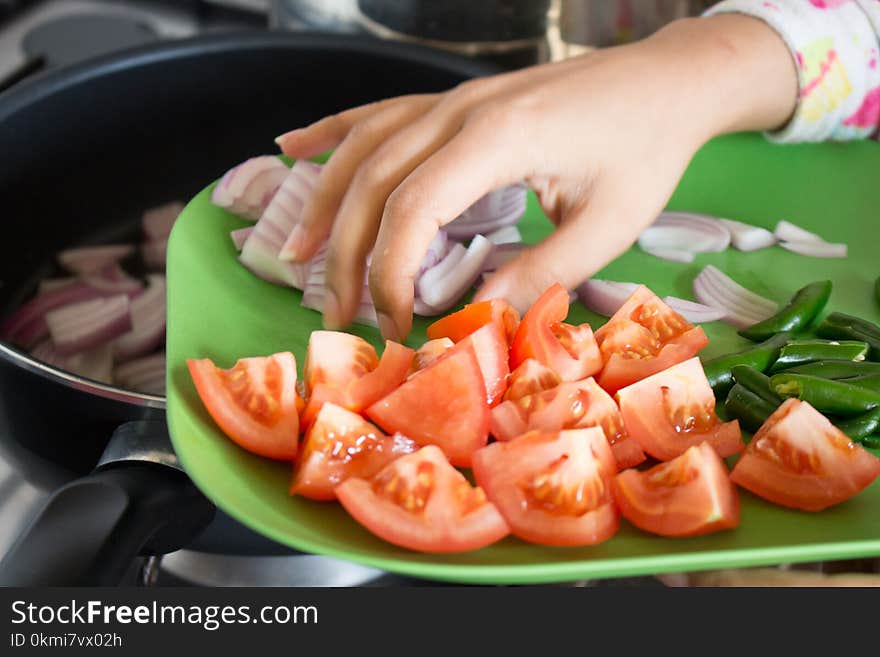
[474,176,657,314]
[281,95,436,263]
[275,95,431,159]
[320,107,466,331]
[662,568,880,587]
[368,111,532,339]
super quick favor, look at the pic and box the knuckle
[383,184,422,222]
[345,117,380,144]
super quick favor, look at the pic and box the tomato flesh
[366,344,489,467]
[304,330,377,393]
[731,399,880,511]
[617,357,742,461]
[472,428,619,546]
[490,376,646,469]
[447,321,509,406]
[613,442,740,537]
[594,286,708,394]
[291,403,417,501]
[426,299,520,344]
[187,352,299,460]
[335,445,510,553]
[504,358,561,402]
[509,283,602,382]
[302,338,414,430]
[411,338,453,373]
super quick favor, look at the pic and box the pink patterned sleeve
[704,0,880,142]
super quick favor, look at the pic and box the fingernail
[283,224,305,261]
[377,312,400,342]
[274,129,300,146]
[322,289,342,330]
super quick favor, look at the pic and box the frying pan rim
[0,30,499,408]
[0,29,502,120]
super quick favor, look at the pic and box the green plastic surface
[166,133,880,584]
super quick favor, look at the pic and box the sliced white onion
[639,212,730,258]
[485,225,522,245]
[300,250,377,328]
[84,264,144,297]
[662,296,728,324]
[142,201,184,241]
[31,341,114,384]
[114,352,166,395]
[639,245,695,263]
[576,280,640,317]
[774,220,826,244]
[230,227,254,251]
[2,280,125,348]
[780,241,847,258]
[417,243,467,301]
[692,266,777,329]
[718,218,777,252]
[141,238,167,271]
[45,294,132,356]
[416,231,451,279]
[413,298,444,317]
[418,235,492,312]
[235,166,289,221]
[58,244,134,275]
[211,156,289,221]
[113,274,166,361]
[240,160,322,288]
[443,184,527,240]
[482,242,527,273]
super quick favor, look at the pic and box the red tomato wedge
[446,321,509,406]
[613,442,740,537]
[509,283,602,382]
[504,358,561,402]
[426,298,520,344]
[490,377,645,469]
[304,330,378,393]
[187,352,299,460]
[594,286,708,394]
[411,338,453,373]
[730,399,880,511]
[472,428,619,546]
[366,344,489,467]
[290,403,417,501]
[335,445,510,553]
[302,337,414,430]
[617,357,743,461]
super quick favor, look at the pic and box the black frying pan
[0,31,497,585]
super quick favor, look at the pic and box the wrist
[645,14,798,142]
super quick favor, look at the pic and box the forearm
[639,15,799,143]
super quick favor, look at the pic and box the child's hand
[277,15,796,340]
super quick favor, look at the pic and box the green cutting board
[166,133,880,584]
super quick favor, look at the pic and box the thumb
[474,186,647,314]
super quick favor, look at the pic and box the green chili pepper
[817,312,880,361]
[782,359,880,379]
[724,384,776,433]
[816,312,880,339]
[739,281,832,342]
[768,339,868,373]
[730,365,784,406]
[862,435,880,449]
[769,373,880,416]
[702,332,791,397]
[843,373,880,393]
[835,408,880,442]
[875,277,880,310]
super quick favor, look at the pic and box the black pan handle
[0,424,215,586]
